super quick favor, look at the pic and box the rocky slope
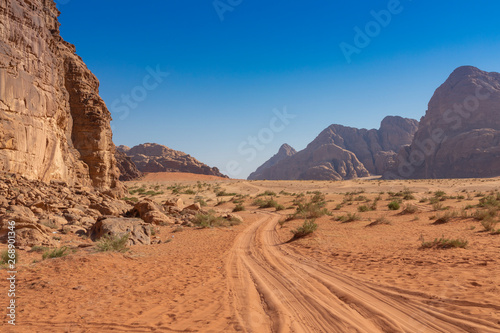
[0,0,122,194]
[250,116,418,180]
[386,66,500,179]
[118,143,228,178]
[248,144,297,180]
[115,148,143,181]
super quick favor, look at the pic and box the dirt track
[227,213,500,333]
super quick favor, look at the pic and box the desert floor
[1,174,500,332]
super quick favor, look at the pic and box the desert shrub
[233,204,245,212]
[183,189,196,195]
[290,220,318,241]
[257,191,276,197]
[193,211,226,228]
[194,197,208,207]
[96,234,130,253]
[472,208,497,221]
[432,202,447,211]
[253,198,282,211]
[0,250,18,266]
[336,213,360,223]
[42,247,73,260]
[433,211,458,225]
[144,190,164,196]
[481,219,499,232]
[420,237,468,249]
[217,190,237,197]
[388,201,400,210]
[30,246,49,253]
[366,217,391,227]
[400,204,418,214]
[357,205,371,212]
[334,204,343,210]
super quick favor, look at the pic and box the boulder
[89,218,151,245]
[129,199,173,225]
[0,206,56,247]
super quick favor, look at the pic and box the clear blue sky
[57,0,500,178]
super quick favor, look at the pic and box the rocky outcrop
[89,217,151,246]
[115,148,143,181]
[0,0,122,194]
[386,66,500,179]
[248,144,297,180]
[250,116,418,180]
[118,143,228,178]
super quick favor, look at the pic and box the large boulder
[0,206,56,247]
[89,218,151,245]
[128,199,173,225]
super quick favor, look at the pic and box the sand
[1,175,500,332]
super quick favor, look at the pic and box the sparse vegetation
[366,217,391,227]
[42,246,73,260]
[96,234,130,253]
[233,204,245,212]
[290,220,318,241]
[388,201,400,210]
[420,237,468,249]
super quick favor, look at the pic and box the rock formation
[118,143,228,178]
[386,66,500,179]
[0,0,122,194]
[248,144,297,180]
[115,148,143,181]
[249,116,418,180]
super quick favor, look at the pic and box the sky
[56,0,500,179]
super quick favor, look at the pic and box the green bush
[421,237,468,249]
[290,220,318,241]
[233,204,245,212]
[96,234,130,253]
[388,201,400,210]
[42,247,73,260]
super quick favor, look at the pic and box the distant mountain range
[249,66,500,180]
[116,143,228,180]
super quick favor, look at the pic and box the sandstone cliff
[386,66,500,179]
[115,148,143,181]
[118,143,228,178]
[250,116,417,180]
[0,0,122,194]
[248,144,297,180]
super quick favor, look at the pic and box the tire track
[226,213,500,332]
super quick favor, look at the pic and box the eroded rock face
[115,148,143,181]
[0,0,122,193]
[118,143,228,178]
[248,144,297,180]
[250,116,418,180]
[386,66,500,179]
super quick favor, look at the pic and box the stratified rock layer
[386,66,500,179]
[0,0,122,193]
[118,143,228,178]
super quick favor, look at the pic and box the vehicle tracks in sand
[226,213,500,333]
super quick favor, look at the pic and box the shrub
[400,204,418,214]
[336,213,360,223]
[366,217,391,227]
[42,247,73,260]
[290,220,318,241]
[96,234,130,253]
[420,237,468,249]
[481,219,499,232]
[388,201,400,210]
[233,204,245,212]
[357,205,371,212]
[217,190,237,197]
[0,250,18,266]
[257,191,276,197]
[30,246,49,253]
